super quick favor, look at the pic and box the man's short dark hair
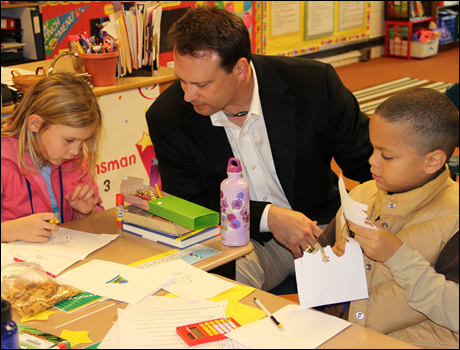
[374,88,459,159]
[168,6,252,74]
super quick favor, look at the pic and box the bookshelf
[384,1,433,59]
[431,1,459,51]
[1,1,45,66]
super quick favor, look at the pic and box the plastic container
[79,51,119,87]
[220,158,250,247]
[410,38,439,58]
[1,299,19,349]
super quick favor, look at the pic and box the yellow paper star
[21,310,57,322]
[60,330,93,347]
[136,132,153,152]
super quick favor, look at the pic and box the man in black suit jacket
[146,6,372,291]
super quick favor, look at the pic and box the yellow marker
[48,219,60,224]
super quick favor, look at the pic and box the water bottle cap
[227,158,242,173]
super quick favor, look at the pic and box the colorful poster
[43,6,89,57]
[41,1,114,59]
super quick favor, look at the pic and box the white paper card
[57,259,174,304]
[295,238,368,309]
[339,174,377,230]
[226,304,351,349]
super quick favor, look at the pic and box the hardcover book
[122,222,220,249]
[123,205,192,236]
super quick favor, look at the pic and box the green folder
[146,195,219,230]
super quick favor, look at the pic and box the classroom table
[8,208,418,349]
[47,207,253,274]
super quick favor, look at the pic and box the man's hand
[267,206,323,259]
[349,222,403,263]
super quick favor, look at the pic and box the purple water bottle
[220,158,250,246]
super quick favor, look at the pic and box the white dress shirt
[210,62,291,232]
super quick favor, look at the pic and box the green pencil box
[120,176,219,230]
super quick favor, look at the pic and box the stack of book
[122,205,220,249]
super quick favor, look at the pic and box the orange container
[79,51,119,87]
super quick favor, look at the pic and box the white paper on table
[99,297,228,349]
[57,259,174,304]
[117,304,236,349]
[339,174,377,231]
[8,228,119,260]
[226,304,352,349]
[146,259,237,300]
[295,238,368,309]
[1,243,78,275]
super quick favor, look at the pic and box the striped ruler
[354,77,454,115]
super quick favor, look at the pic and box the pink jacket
[1,137,104,223]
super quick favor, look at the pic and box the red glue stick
[116,193,124,225]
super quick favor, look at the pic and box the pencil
[155,184,163,198]
[254,297,285,331]
[47,219,60,224]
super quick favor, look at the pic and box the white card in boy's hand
[339,174,377,231]
[295,238,368,309]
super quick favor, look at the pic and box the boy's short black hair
[374,88,459,159]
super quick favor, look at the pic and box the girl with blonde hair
[1,72,104,243]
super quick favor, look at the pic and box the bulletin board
[257,1,370,56]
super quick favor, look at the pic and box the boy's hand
[1,213,59,243]
[349,222,403,263]
[65,184,100,215]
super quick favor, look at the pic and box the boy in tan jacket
[318,88,459,348]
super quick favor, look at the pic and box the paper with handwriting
[146,259,237,300]
[117,305,236,349]
[8,228,118,260]
[98,296,231,349]
[1,243,78,276]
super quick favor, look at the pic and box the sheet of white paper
[99,297,228,349]
[226,304,351,349]
[295,238,368,309]
[8,228,118,260]
[1,243,78,275]
[339,174,377,230]
[57,259,174,304]
[117,304,236,349]
[146,259,236,300]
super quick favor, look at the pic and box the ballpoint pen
[254,297,285,331]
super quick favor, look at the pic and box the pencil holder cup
[78,51,119,87]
